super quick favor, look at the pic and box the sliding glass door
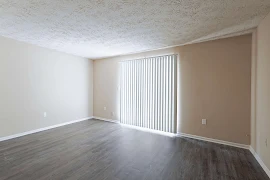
[120,54,177,133]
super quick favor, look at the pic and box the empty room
[1,0,270,179]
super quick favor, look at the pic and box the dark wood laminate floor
[0,119,268,180]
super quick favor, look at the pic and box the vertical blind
[120,54,177,133]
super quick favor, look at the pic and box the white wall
[0,36,93,138]
[252,12,270,171]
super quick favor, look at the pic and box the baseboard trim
[0,116,93,142]
[249,146,270,178]
[92,116,120,124]
[120,124,176,137]
[176,133,250,149]
[249,146,256,155]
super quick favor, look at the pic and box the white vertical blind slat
[120,54,177,133]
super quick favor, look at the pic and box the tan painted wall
[178,36,251,145]
[0,36,93,138]
[93,35,252,145]
[253,12,270,170]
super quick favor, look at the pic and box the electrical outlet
[265,139,268,147]
[202,119,207,125]
[104,107,107,111]
[111,112,115,117]
[44,112,47,118]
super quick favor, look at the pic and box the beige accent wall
[93,35,252,145]
[0,36,93,138]
[252,12,270,170]
[178,36,251,145]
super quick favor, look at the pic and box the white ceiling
[0,0,270,59]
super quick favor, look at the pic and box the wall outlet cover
[202,119,207,125]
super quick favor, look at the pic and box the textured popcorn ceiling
[0,0,270,59]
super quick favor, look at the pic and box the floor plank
[0,119,268,180]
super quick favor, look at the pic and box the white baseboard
[92,116,120,124]
[176,132,250,149]
[249,146,270,178]
[0,116,93,142]
[249,146,256,155]
[120,124,176,137]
